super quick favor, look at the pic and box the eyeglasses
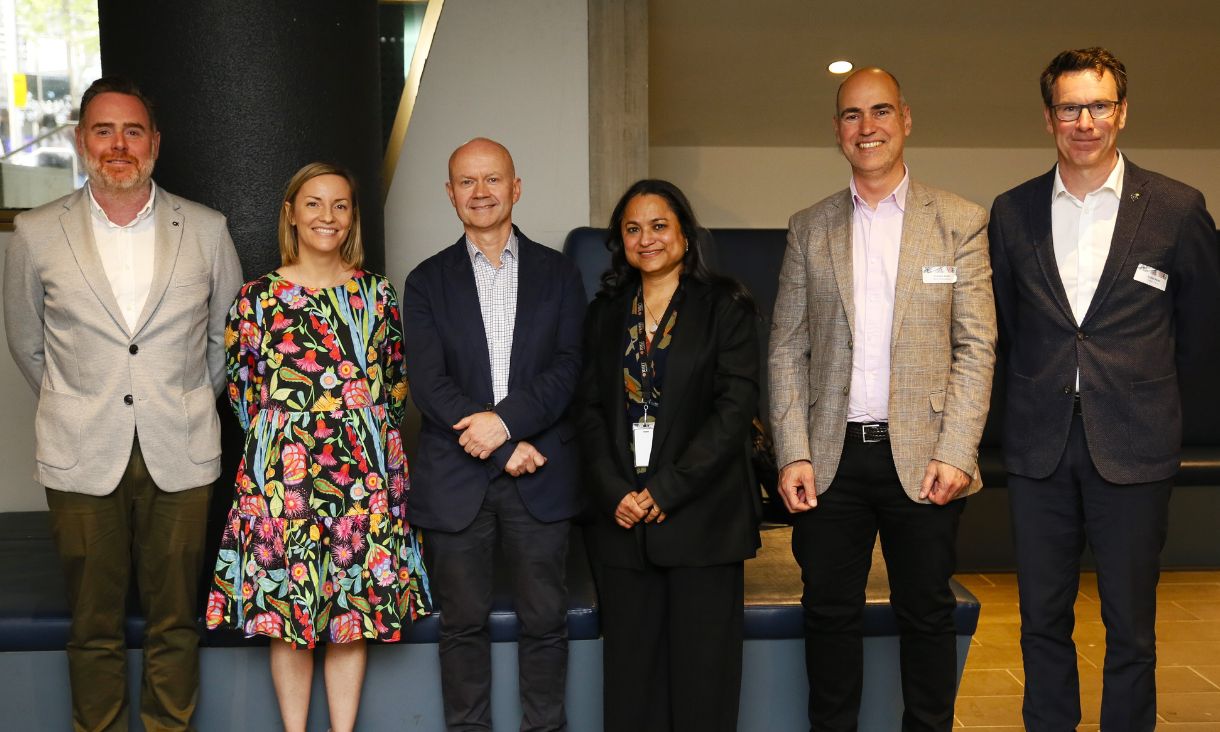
[1049,100,1121,122]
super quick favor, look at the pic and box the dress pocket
[35,388,82,469]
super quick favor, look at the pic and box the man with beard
[4,76,242,731]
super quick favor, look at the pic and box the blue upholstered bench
[1,512,978,730]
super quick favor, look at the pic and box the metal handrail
[1,122,78,161]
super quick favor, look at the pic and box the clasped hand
[453,411,508,460]
[614,488,666,529]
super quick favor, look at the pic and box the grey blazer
[989,160,1220,484]
[4,185,243,494]
[769,181,997,501]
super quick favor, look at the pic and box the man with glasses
[989,47,1220,731]
[770,67,996,731]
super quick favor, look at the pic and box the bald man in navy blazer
[402,138,585,731]
[989,48,1220,731]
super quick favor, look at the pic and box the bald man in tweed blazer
[769,68,996,731]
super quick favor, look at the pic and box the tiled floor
[954,571,1220,729]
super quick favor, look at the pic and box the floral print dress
[207,270,431,648]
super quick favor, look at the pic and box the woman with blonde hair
[206,162,430,732]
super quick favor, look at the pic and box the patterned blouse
[623,283,683,488]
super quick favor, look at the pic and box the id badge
[632,421,655,468]
[922,265,958,284]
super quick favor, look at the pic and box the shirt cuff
[495,413,512,441]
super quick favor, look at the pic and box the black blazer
[402,228,587,531]
[575,277,762,568]
[989,160,1220,484]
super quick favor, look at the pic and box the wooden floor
[954,571,1220,729]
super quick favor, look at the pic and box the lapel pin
[1130,192,1141,201]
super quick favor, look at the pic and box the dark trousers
[599,561,745,732]
[792,436,964,732]
[425,475,570,731]
[1009,414,1172,732]
[45,434,211,732]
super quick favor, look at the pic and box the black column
[97,0,385,278]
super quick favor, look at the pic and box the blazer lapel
[827,191,855,339]
[59,189,130,337]
[1081,162,1149,325]
[509,231,539,387]
[890,183,933,343]
[601,289,636,479]
[444,238,494,401]
[132,189,184,336]
[1028,170,1077,325]
[649,280,706,461]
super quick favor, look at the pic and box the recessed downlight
[828,60,853,75]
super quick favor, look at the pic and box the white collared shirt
[1051,153,1124,324]
[1052,153,1124,391]
[466,232,519,407]
[88,182,157,332]
[846,168,909,423]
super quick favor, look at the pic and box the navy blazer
[575,278,762,568]
[989,160,1220,484]
[402,228,586,531]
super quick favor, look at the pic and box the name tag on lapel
[921,266,957,284]
[1134,263,1168,291]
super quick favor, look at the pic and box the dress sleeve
[227,281,264,432]
[381,278,408,427]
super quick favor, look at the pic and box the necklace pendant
[647,322,658,334]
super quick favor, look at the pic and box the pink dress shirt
[846,171,909,423]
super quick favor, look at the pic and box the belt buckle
[862,423,884,443]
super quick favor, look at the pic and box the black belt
[845,422,889,443]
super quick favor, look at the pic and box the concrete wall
[651,146,1220,228]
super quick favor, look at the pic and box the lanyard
[633,285,677,421]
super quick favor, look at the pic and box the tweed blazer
[769,180,997,501]
[989,161,1220,484]
[4,185,243,495]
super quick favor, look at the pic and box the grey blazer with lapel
[769,180,997,501]
[4,185,244,494]
[989,160,1220,484]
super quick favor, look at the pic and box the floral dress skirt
[206,271,431,647]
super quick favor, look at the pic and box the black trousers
[792,436,964,732]
[1009,414,1172,732]
[424,475,570,732]
[599,561,745,732]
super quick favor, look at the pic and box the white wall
[382,0,590,289]
[651,146,1220,228]
[0,228,44,511]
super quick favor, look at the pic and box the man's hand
[614,491,648,529]
[453,411,508,459]
[778,460,817,512]
[505,440,547,477]
[919,459,971,505]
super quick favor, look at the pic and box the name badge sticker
[632,421,655,468]
[1134,263,1168,291]
[922,265,958,284]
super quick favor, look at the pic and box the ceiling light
[827,60,853,75]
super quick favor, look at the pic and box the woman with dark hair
[205,163,430,732]
[575,179,762,731]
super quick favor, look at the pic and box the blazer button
[1062,386,1072,394]
[129,344,139,355]
[1076,331,1085,341]
[842,386,849,394]
[123,394,134,405]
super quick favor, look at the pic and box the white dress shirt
[847,170,909,423]
[88,182,157,333]
[1052,153,1124,390]
[466,232,519,408]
